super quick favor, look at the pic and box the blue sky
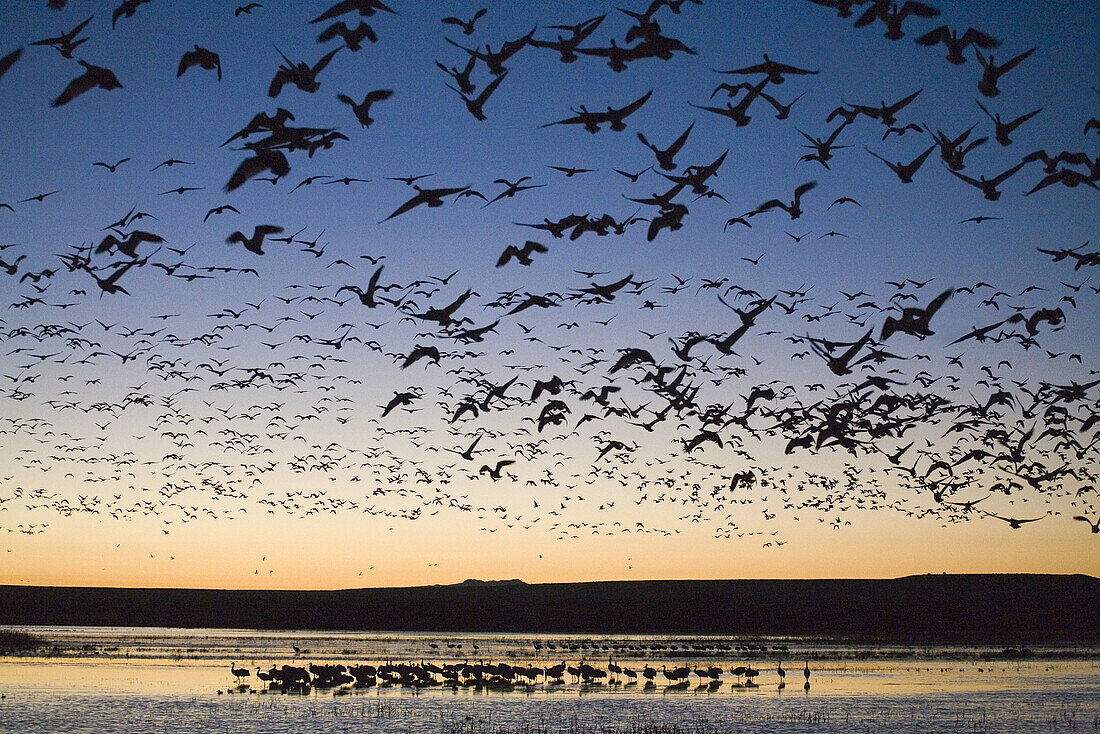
[0,0,1097,588]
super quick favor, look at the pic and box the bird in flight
[337,89,393,127]
[52,60,122,107]
[227,225,283,255]
[177,45,222,81]
[30,15,93,59]
[442,8,486,36]
[497,241,548,267]
[381,185,471,222]
[93,158,130,173]
[542,91,652,133]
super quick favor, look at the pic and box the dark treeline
[3,574,1097,643]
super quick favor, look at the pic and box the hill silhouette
[2,574,1097,643]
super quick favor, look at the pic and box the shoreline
[4,627,1099,664]
[5,574,1100,643]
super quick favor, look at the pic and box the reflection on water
[1,627,1098,733]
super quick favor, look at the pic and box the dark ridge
[3,574,1097,643]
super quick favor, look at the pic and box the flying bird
[497,241,548,267]
[268,45,342,97]
[317,21,377,50]
[915,26,999,64]
[336,88,393,127]
[225,149,290,192]
[442,8,486,35]
[52,60,122,107]
[380,185,471,222]
[30,16,93,58]
[757,181,817,219]
[226,225,283,255]
[177,45,222,81]
[542,91,652,133]
[976,47,1036,97]
[714,54,818,83]
[112,0,152,28]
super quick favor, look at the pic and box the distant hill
[3,574,1097,643]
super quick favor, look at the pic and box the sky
[0,0,1097,590]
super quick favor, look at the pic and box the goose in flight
[497,241,548,267]
[317,21,377,50]
[982,512,1045,529]
[94,158,130,173]
[380,185,471,222]
[113,0,152,28]
[881,287,954,340]
[311,0,396,25]
[1073,515,1100,534]
[637,122,694,171]
[337,88,392,127]
[757,181,816,219]
[975,100,1041,146]
[441,8,486,36]
[30,15,93,59]
[479,459,515,480]
[529,14,605,63]
[542,91,652,133]
[268,45,342,97]
[854,0,940,41]
[226,225,283,255]
[714,54,818,84]
[807,328,874,376]
[225,149,289,191]
[925,123,986,171]
[177,45,222,81]
[447,70,509,121]
[916,26,998,64]
[976,47,1036,97]
[52,60,122,107]
[865,144,935,183]
[946,160,1027,200]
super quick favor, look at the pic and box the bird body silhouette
[177,46,222,81]
[52,60,122,107]
[337,89,392,127]
[227,225,283,255]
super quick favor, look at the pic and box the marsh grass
[0,629,48,651]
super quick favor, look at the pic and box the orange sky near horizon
[4,496,1095,590]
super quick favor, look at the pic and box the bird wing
[51,67,96,107]
[311,45,343,73]
[0,47,23,80]
[914,25,950,46]
[961,28,999,49]
[996,46,1036,75]
[667,122,695,155]
[909,144,937,169]
[900,1,940,19]
[496,245,519,267]
[177,50,197,77]
[225,150,288,192]
[614,90,653,117]
[381,191,429,221]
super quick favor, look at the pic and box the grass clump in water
[0,629,48,652]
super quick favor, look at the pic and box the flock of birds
[226,655,814,693]
[0,0,1098,579]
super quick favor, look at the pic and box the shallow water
[1,627,1098,733]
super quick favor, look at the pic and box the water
[1,627,1098,733]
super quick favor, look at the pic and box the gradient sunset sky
[0,0,1097,590]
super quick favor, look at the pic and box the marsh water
[1,627,1098,733]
